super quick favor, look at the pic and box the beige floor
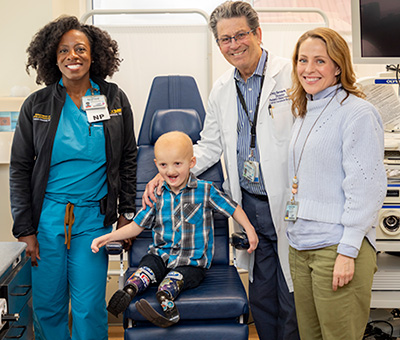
[108,323,260,340]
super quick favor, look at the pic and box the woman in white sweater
[287,27,387,340]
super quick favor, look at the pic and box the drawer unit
[0,243,33,340]
[0,256,32,315]
[3,297,33,340]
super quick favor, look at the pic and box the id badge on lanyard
[284,200,299,221]
[285,178,299,221]
[237,56,267,185]
[81,94,110,123]
[243,159,260,183]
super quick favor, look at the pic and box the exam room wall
[0,0,83,243]
[0,0,84,98]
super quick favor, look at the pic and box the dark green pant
[289,238,376,340]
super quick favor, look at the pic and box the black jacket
[10,77,137,238]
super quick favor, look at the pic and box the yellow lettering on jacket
[33,113,51,121]
[110,108,122,116]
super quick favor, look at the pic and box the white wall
[0,0,86,97]
[0,1,50,97]
[100,24,213,136]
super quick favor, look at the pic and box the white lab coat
[193,52,294,291]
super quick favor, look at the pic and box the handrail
[80,7,329,95]
[256,7,329,27]
[80,8,209,24]
[80,9,213,93]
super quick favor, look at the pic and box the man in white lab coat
[144,2,299,339]
[196,2,299,339]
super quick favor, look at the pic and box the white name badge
[284,200,299,221]
[243,160,260,183]
[82,95,110,123]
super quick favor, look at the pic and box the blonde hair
[289,27,365,117]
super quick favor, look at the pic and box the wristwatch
[122,212,135,221]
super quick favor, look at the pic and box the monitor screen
[351,0,400,64]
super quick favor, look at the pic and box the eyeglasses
[216,29,255,46]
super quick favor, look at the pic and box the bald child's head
[154,131,194,160]
[154,131,196,194]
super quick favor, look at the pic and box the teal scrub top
[46,79,107,203]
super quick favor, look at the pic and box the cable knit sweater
[287,86,386,255]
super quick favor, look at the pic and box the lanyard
[291,92,337,200]
[235,54,268,150]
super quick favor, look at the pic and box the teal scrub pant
[32,197,112,340]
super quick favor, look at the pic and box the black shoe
[107,284,137,317]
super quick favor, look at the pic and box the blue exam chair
[123,76,249,340]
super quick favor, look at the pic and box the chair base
[124,322,249,340]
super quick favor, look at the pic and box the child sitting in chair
[91,131,258,328]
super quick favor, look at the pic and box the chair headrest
[149,109,202,145]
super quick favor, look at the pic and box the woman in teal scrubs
[10,16,137,340]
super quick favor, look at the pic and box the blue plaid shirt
[133,173,237,269]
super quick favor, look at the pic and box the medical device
[105,242,124,290]
[351,0,400,65]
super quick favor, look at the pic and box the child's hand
[91,235,109,253]
[232,206,259,254]
[246,227,259,254]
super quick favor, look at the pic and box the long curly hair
[26,16,121,85]
[289,27,365,117]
